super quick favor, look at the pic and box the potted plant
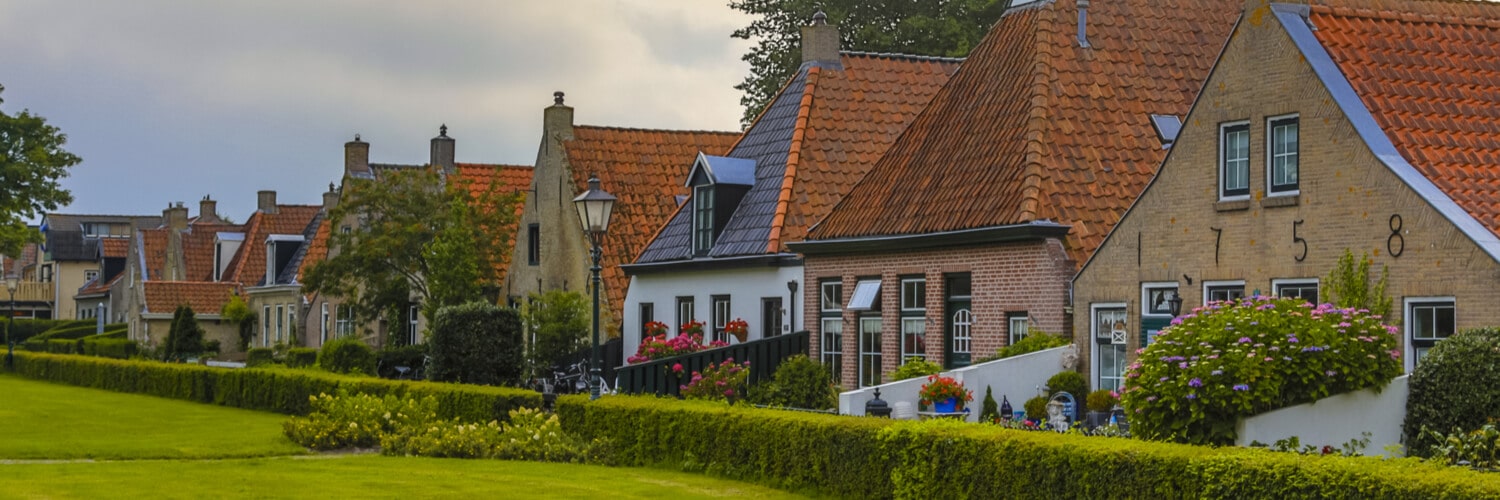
[918,375,972,413]
[724,318,749,343]
[1085,389,1119,429]
[643,321,669,338]
[680,320,706,336]
[1023,395,1048,426]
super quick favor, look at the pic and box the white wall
[840,346,1069,423]
[1235,375,1409,457]
[622,265,804,360]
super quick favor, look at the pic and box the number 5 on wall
[1293,219,1307,262]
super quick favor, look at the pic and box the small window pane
[1270,117,1299,192]
[1207,285,1244,303]
[1222,123,1250,197]
[901,279,926,311]
[859,318,882,387]
[901,318,926,360]
[820,282,842,312]
[1008,314,1029,346]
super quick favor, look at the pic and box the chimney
[800,10,840,65]
[345,134,369,176]
[323,183,340,210]
[430,124,456,175]
[545,91,576,143]
[164,202,189,231]
[198,195,219,224]
[1244,0,1269,15]
[258,190,278,214]
[1077,0,1091,48]
[163,202,187,280]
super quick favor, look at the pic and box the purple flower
[1238,337,1252,344]
[1233,384,1250,391]
[1301,346,1324,352]
[1188,378,1203,387]
[1326,370,1337,377]
[1178,362,1189,369]
[1288,336,1299,343]
[1185,393,1197,400]
[1146,396,1158,402]
[1159,377,1169,382]
[1211,370,1223,376]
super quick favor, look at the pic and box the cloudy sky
[0,0,752,221]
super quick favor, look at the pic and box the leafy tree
[520,290,588,374]
[304,168,521,329]
[1325,249,1393,318]
[163,305,205,361]
[730,0,1010,125]
[427,301,524,386]
[220,293,256,351]
[0,84,80,257]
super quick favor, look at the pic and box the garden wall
[840,346,1066,422]
[1235,375,1408,457]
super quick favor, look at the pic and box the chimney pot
[800,11,841,65]
[554,91,565,105]
[199,196,219,224]
[345,135,370,176]
[257,190,278,214]
[323,183,340,210]
[164,203,189,231]
[431,125,456,174]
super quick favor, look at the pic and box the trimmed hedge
[557,395,1500,499]
[11,352,541,423]
[80,338,136,359]
[1406,327,1500,454]
[2,319,94,344]
[286,348,318,369]
[319,338,376,375]
[246,348,275,368]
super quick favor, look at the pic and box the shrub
[319,338,376,375]
[978,386,1000,422]
[520,290,588,372]
[996,331,1069,359]
[221,294,256,351]
[1406,327,1500,454]
[376,344,428,379]
[46,338,74,354]
[747,354,836,410]
[1023,396,1047,420]
[558,395,1500,499]
[628,332,726,364]
[3,319,94,344]
[163,305,205,361]
[285,348,319,369]
[1325,249,1393,319]
[681,358,750,402]
[283,391,438,450]
[245,348,276,368]
[1123,296,1402,445]
[917,375,972,409]
[427,301,524,386]
[1085,389,1118,413]
[1419,423,1500,469]
[81,338,137,359]
[382,407,607,463]
[1045,371,1087,400]
[889,357,941,382]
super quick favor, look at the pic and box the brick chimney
[345,134,370,176]
[162,202,188,280]
[258,190,278,214]
[800,10,840,65]
[545,91,575,143]
[165,202,189,230]
[430,124,456,175]
[198,195,220,224]
[323,183,340,211]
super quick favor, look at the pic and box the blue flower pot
[934,398,957,413]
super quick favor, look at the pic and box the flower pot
[934,398,958,413]
[730,330,748,343]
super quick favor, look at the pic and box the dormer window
[264,235,305,285]
[685,153,756,257]
[693,185,715,255]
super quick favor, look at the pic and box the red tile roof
[807,0,1241,265]
[76,272,122,297]
[223,206,321,285]
[100,238,129,259]
[566,126,741,319]
[450,163,534,282]
[296,214,330,283]
[142,281,240,315]
[139,229,169,281]
[1308,0,1500,238]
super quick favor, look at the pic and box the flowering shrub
[282,391,438,450]
[724,318,749,341]
[626,332,729,364]
[918,375,972,409]
[381,407,609,463]
[680,320,706,336]
[642,321,669,337]
[1085,389,1119,412]
[1122,296,1402,445]
[680,358,751,402]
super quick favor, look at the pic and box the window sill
[1262,194,1300,208]
[1214,199,1251,212]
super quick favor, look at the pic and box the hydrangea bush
[680,358,750,402]
[626,332,728,364]
[1122,296,1401,445]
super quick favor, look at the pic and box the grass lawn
[0,375,305,460]
[0,456,806,499]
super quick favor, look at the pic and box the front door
[761,297,782,338]
[944,273,973,369]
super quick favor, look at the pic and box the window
[1273,279,1319,305]
[692,185,714,255]
[40,264,52,283]
[320,303,329,344]
[84,269,99,283]
[335,305,354,337]
[526,224,540,265]
[761,298,782,338]
[276,304,285,342]
[711,295,731,344]
[1268,115,1299,194]
[288,309,297,344]
[340,225,351,235]
[1007,313,1030,347]
[1093,305,1129,391]
[820,280,844,383]
[900,278,926,361]
[82,222,110,237]
[858,317,882,388]
[408,304,420,345]
[1203,280,1246,304]
[1407,298,1455,371]
[263,305,272,347]
[676,296,695,334]
[1220,121,1251,199]
[639,302,654,338]
[1141,284,1178,347]
[847,279,880,311]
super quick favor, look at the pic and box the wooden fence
[615,330,809,397]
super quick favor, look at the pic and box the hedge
[286,347,318,368]
[557,395,1500,499]
[80,337,136,359]
[1,319,94,344]
[11,352,542,423]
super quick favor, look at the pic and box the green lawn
[0,375,305,460]
[0,456,805,499]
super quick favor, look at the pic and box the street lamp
[1167,291,1184,318]
[572,175,616,400]
[6,274,18,370]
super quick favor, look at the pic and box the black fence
[615,331,809,397]
[553,337,624,384]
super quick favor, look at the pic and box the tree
[427,301,524,386]
[730,0,1010,125]
[1325,249,1393,318]
[0,84,80,257]
[163,305,205,361]
[520,290,589,374]
[220,293,256,351]
[304,168,522,330]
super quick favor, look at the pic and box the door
[944,273,973,369]
[761,297,783,338]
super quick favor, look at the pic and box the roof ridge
[1313,0,1500,27]
[1011,3,1064,223]
[456,162,533,169]
[222,210,263,281]
[573,124,740,136]
[839,50,965,63]
[765,66,823,253]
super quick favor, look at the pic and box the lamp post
[572,175,616,400]
[5,274,18,370]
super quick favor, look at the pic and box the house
[1,240,49,319]
[123,199,249,350]
[36,213,162,320]
[321,127,533,348]
[789,0,1242,388]
[504,94,740,341]
[1073,0,1500,391]
[622,13,961,358]
[72,237,130,322]
[225,191,324,350]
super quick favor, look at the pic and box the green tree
[304,168,521,329]
[427,301,524,386]
[0,84,80,257]
[520,290,588,374]
[163,305,205,361]
[730,0,1009,125]
[220,293,255,351]
[1325,249,1393,318]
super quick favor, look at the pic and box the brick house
[504,94,739,341]
[790,0,1241,388]
[123,199,250,350]
[35,212,163,320]
[1073,0,1500,391]
[622,14,959,359]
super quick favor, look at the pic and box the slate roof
[295,213,331,284]
[42,213,162,235]
[142,281,240,315]
[276,212,324,285]
[1306,0,1500,239]
[45,230,92,261]
[637,51,961,263]
[806,0,1241,265]
[223,205,322,286]
[564,126,742,318]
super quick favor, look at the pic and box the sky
[0,0,753,222]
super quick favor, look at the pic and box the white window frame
[288,309,297,344]
[262,305,272,347]
[1405,297,1456,373]
[1219,120,1251,201]
[899,278,926,361]
[408,304,420,345]
[1091,303,1128,392]
[320,303,329,344]
[1140,282,1179,347]
[335,305,353,337]
[276,304,284,342]
[84,269,99,283]
[1272,278,1320,305]
[692,185,714,255]
[858,316,882,388]
[1266,113,1300,196]
[711,295,731,344]
[1202,280,1246,305]
[819,279,843,384]
[1008,313,1029,346]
